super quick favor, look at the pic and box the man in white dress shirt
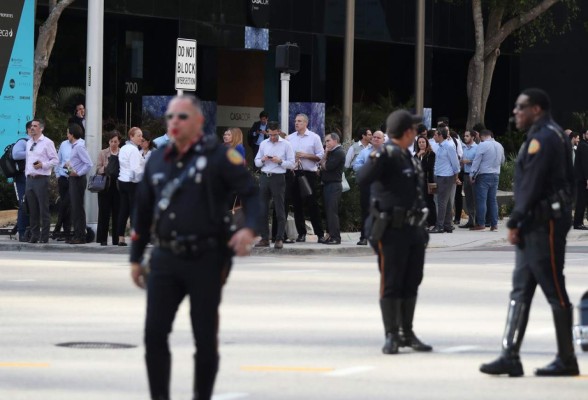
[287,113,325,243]
[254,121,295,249]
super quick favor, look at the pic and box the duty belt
[370,206,428,228]
[154,235,219,257]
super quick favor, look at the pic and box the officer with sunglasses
[480,88,579,378]
[130,95,259,400]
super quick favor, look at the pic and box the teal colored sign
[0,0,34,152]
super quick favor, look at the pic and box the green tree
[443,0,578,128]
[34,0,77,114]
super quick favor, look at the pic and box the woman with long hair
[415,136,437,228]
[117,126,143,246]
[223,127,246,159]
[96,131,122,246]
[140,130,156,163]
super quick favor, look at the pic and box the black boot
[399,297,432,352]
[480,300,529,377]
[535,306,580,377]
[380,298,401,354]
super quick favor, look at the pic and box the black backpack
[0,139,27,178]
[105,154,120,179]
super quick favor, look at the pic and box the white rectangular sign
[216,105,264,129]
[175,38,197,91]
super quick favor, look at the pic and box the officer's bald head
[166,95,205,143]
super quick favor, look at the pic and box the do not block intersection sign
[175,38,197,91]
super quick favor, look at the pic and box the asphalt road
[1,245,587,399]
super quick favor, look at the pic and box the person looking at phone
[247,111,269,159]
[254,121,295,249]
[68,103,86,137]
[24,119,59,243]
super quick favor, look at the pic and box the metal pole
[280,72,290,134]
[342,0,355,143]
[84,0,104,232]
[415,0,425,116]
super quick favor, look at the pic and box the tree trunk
[33,0,75,115]
[466,0,485,129]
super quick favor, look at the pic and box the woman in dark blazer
[415,136,437,228]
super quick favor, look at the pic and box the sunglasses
[165,112,190,121]
[514,103,531,111]
[29,142,37,152]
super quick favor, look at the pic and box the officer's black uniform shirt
[130,136,259,263]
[356,141,425,212]
[508,115,574,228]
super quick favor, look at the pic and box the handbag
[230,196,246,230]
[87,174,109,193]
[296,161,313,197]
[341,172,350,193]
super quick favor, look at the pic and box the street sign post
[175,38,196,94]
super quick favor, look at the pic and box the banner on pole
[0,0,34,152]
[175,38,197,91]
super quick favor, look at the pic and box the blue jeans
[14,173,29,237]
[475,173,499,227]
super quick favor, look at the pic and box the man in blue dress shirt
[430,127,460,233]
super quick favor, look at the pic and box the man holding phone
[254,121,295,249]
[25,119,59,243]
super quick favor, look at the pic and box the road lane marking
[7,279,36,282]
[279,270,320,274]
[0,362,49,368]
[325,366,374,377]
[439,346,480,353]
[213,393,250,400]
[241,365,333,373]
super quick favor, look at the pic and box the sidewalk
[3,220,587,256]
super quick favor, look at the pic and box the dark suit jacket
[575,139,588,181]
[247,121,265,149]
[68,116,85,137]
[416,151,436,184]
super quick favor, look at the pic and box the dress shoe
[444,228,453,233]
[274,240,284,249]
[459,223,473,229]
[429,227,445,234]
[480,355,524,377]
[28,238,39,244]
[470,225,485,231]
[318,236,329,244]
[534,356,579,377]
[255,239,270,248]
[39,239,48,244]
[491,226,498,232]
[118,242,128,247]
[453,219,460,225]
[325,238,341,245]
[69,238,85,245]
[296,234,306,243]
[357,238,368,246]
[573,225,588,230]
[100,242,108,246]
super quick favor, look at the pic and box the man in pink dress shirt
[25,119,59,243]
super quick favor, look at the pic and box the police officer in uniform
[130,95,259,400]
[480,88,580,377]
[357,110,432,355]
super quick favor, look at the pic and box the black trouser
[97,180,120,244]
[272,172,294,240]
[323,181,342,240]
[25,176,51,241]
[454,170,464,222]
[422,183,437,227]
[117,181,137,237]
[259,174,286,241]
[373,226,428,299]
[69,175,87,240]
[573,180,587,227]
[292,171,324,237]
[511,215,571,310]
[54,176,71,234]
[145,248,230,400]
[14,172,29,237]
[359,184,370,240]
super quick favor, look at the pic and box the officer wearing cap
[130,95,259,400]
[480,88,579,377]
[357,109,432,355]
